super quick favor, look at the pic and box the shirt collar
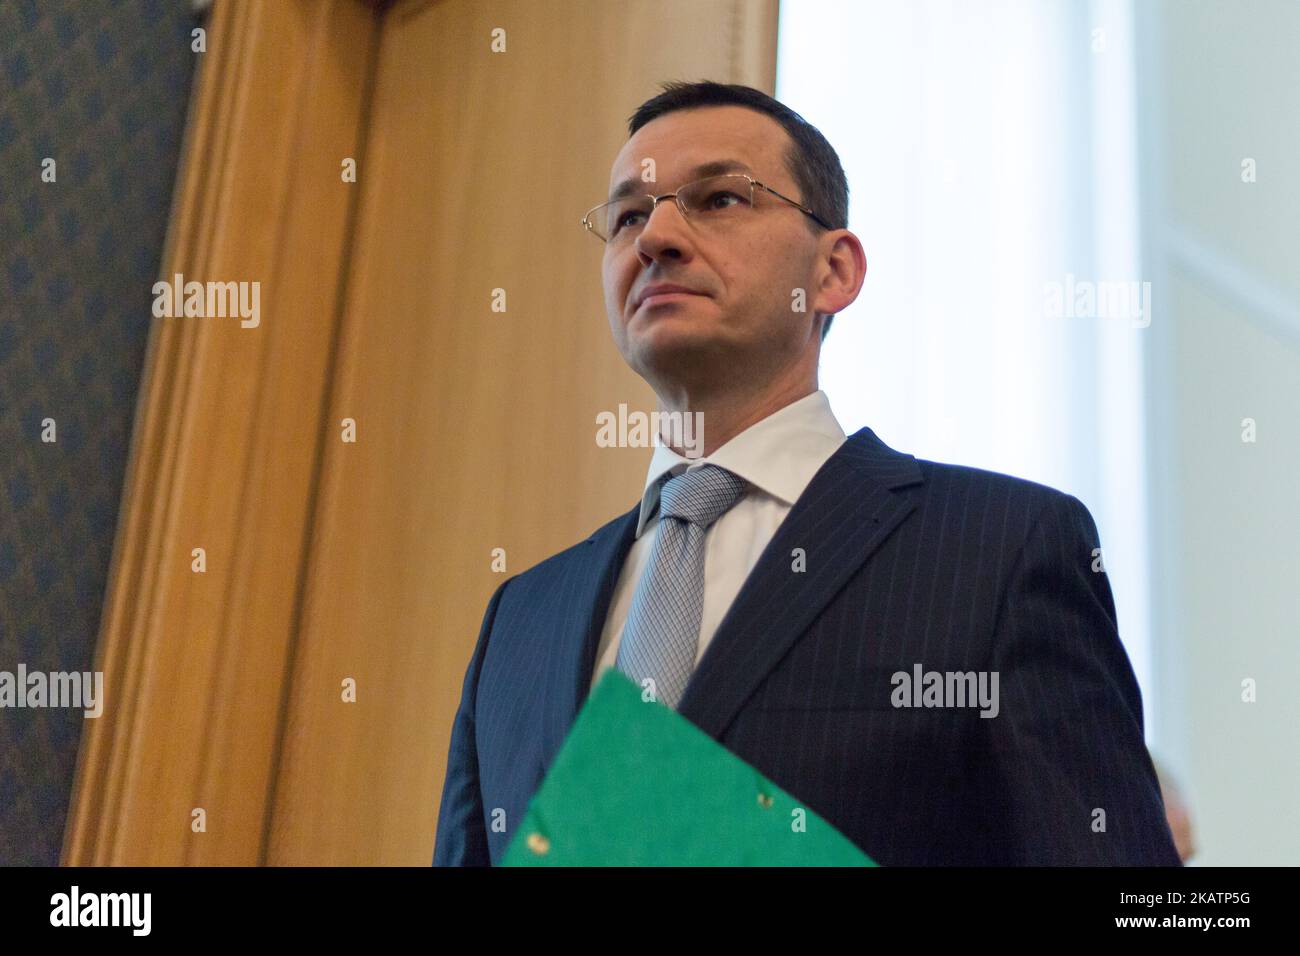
[634,389,847,537]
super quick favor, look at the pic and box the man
[433,80,1180,866]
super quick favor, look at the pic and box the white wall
[1138,0,1300,866]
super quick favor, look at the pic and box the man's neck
[655,376,818,459]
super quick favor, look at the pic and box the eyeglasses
[581,173,832,244]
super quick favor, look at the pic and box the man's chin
[631,315,718,347]
[626,324,735,377]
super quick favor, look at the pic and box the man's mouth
[639,291,703,309]
[634,283,706,310]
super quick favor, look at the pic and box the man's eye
[615,210,647,232]
[704,190,744,210]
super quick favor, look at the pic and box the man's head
[597,81,864,403]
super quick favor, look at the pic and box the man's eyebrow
[608,159,754,202]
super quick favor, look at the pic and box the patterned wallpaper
[0,0,197,865]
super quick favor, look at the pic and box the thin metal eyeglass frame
[580,173,833,242]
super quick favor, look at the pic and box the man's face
[601,106,825,391]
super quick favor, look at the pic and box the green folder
[502,669,876,866]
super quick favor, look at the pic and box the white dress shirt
[589,389,847,693]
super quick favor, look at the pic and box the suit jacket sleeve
[432,576,511,866]
[983,491,1181,865]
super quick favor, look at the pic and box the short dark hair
[628,80,849,342]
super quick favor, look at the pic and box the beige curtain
[65,0,779,866]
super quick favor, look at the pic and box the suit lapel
[541,503,638,770]
[677,426,923,738]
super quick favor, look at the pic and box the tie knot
[657,465,748,529]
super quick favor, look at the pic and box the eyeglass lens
[590,175,755,242]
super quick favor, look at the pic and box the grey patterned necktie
[615,464,749,710]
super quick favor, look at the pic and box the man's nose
[634,199,693,262]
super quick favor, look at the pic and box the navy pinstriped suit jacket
[433,425,1181,866]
